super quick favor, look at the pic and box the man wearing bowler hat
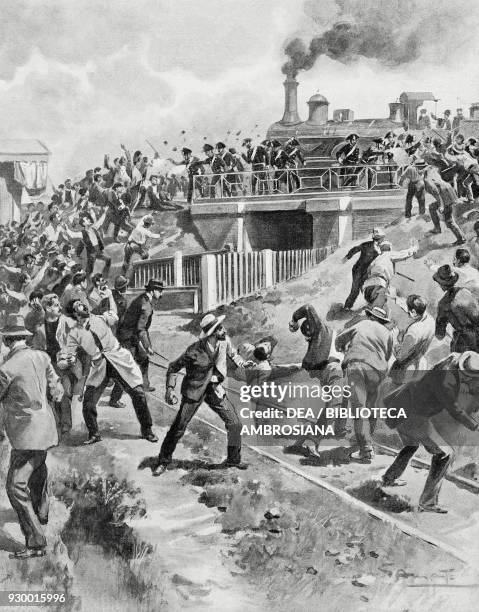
[117,278,163,394]
[153,313,250,475]
[0,314,63,558]
[382,351,479,512]
[434,264,479,352]
[112,275,129,328]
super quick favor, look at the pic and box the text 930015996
[0,592,67,606]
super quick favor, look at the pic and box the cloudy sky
[1,0,479,181]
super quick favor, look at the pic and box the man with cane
[117,278,163,394]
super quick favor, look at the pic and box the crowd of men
[1,127,479,558]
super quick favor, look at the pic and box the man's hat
[145,278,164,291]
[199,313,226,339]
[364,306,390,323]
[216,142,226,149]
[433,264,459,287]
[346,133,359,140]
[0,314,32,337]
[203,143,214,152]
[181,147,192,155]
[444,109,451,115]
[228,147,237,154]
[286,137,300,146]
[272,140,282,148]
[384,131,395,139]
[458,351,479,377]
[114,275,129,291]
[242,138,252,146]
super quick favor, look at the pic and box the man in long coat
[0,314,63,559]
[60,300,158,444]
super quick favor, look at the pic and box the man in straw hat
[382,351,479,512]
[434,264,479,352]
[153,313,251,475]
[335,305,395,463]
[0,314,63,558]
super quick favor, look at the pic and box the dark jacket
[292,304,334,370]
[112,289,128,325]
[384,353,479,430]
[345,240,381,284]
[242,145,268,167]
[76,228,104,257]
[286,145,305,166]
[436,286,479,352]
[336,141,361,164]
[166,339,222,402]
[202,155,226,174]
[220,151,235,171]
[117,292,153,349]
[272,149,290,170]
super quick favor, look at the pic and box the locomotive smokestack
[281,75,302,125]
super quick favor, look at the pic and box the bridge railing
[192,164,402,200]
[132,246,336,312]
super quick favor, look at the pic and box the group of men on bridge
[169,137,305,202]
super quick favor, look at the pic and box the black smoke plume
[280,0,457,77]
[282,21,420,77]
